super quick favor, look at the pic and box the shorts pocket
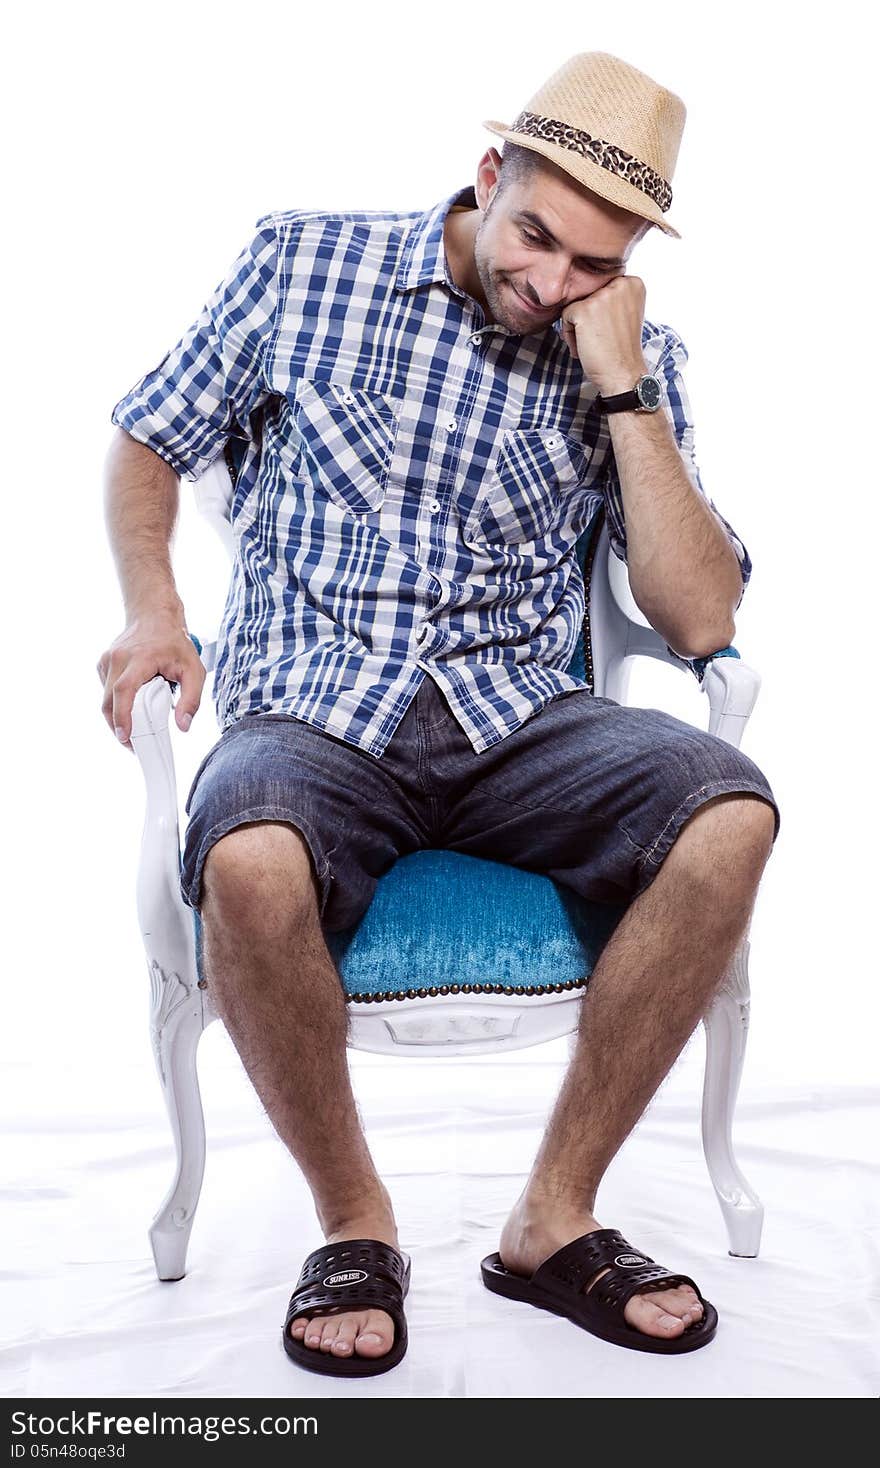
[464,427,590,546]
[293,377,401,516]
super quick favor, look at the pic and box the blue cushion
[192,851,626,995]
[324,849,626,995]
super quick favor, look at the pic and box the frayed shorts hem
[179,804,334,918]
[631,778,780,899]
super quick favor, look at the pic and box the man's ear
[476,148,503,211]
[488,148,503,199]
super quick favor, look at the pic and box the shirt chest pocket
[292,378,402,516]
[463,427,590,547]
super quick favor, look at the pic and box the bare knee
[708,792,776,846]
[672,793,777,878]
[201,820,323,927]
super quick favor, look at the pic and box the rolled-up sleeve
[601,326,753,612]
[110,214,279,481]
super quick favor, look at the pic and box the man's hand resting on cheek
[560,275,649,396]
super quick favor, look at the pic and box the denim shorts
[179,675,781,932]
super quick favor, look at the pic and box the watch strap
[598,373,662,415]
[598,387,641,413]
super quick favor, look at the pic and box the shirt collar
[395,183,476,294]
[394,183,564,343]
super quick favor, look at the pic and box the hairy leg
[199,820,398,1361]
[500,792,777,1338]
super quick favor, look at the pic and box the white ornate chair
[130,448,767,1284]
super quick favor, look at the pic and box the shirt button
[546,435,560,448]
[470,334,481,345]
[444,417,457,432]
[429,499,441,513]
[343,392,356,404]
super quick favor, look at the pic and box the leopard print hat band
[482,52,686,240]
[507,110,673,215]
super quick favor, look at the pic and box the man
[99,52,781,1374]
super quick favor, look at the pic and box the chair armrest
[697,652,761,748]
[130,672,204,1003]
[588,522,762,743]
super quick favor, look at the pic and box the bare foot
[499,1203,704,1340]
[287,1215,401,1363]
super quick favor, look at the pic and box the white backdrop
[3,0,878,1400]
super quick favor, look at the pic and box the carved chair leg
[701,936,764,1257]
[148,961,209,1281]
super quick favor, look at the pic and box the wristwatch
[598,374,663,414]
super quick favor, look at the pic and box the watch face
[638,375,662,409]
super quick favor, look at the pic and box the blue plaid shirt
[111,184,751,757]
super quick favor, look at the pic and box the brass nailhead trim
[344,977,589,1004]
[581,510,602,696]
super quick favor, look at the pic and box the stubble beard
[474,232,557,333]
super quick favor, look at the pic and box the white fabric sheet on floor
[3,1042,879,1400]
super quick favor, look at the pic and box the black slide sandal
[282,1239,411,1377]
[481,1227,718,1354]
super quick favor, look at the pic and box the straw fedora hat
[483,52,686,239]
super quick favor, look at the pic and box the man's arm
[97,429,205,751]
[602,405,742,658]
[104,428,185,620]
[561,277,751,661]
[100,215,281,749]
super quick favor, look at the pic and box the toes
[292,1313,346,1353]
[330,1318,359,1357]
[624,1285,706,1338]
[655,1311,687,1335]
[288,1313,326,1348]
[669,1285,704,1324]
[647,1285,703,1320]
[625,1294,687,1337]
[355,1309,395,1358]
[289,1309,395,1358]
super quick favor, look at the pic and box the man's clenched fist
[97,615,205,752]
